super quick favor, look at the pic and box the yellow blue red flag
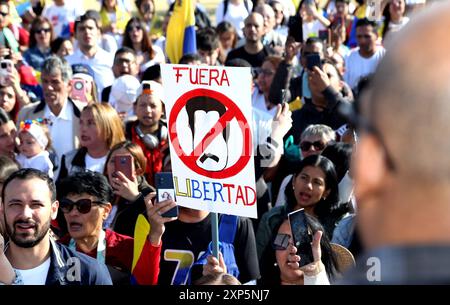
[165,0,197,64]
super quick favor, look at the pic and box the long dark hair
[259,214,339,285]
[122,17,155,60]
[285,155,348,238]
[29,16,55,49]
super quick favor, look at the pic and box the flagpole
[211,212,219,259]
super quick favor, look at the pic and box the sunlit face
[299,135,327,158]
[135,94,163,129]
[244,15,264,43]
[257,60,276,94]
[356,25,377,53]
[219,31,236,51]
[76,19,99,49]
[57,40,73,58]
[0,86,16,113]
[0,121,17,158]
[127,22,144,44]
[198,49,219,66]
[18,131,43,158]
[41,69,69,110]
[79,108,104,149]
[113,52,138,77]
[272,3,284,26]
[292,165,328,209]
[63,193,110,241]
[34,22,52,47]
[390,0,405,19]
[3,177,58,248]
[275,220,304,282]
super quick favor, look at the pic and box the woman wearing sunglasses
[23,17,54,71]
[122,17,165,74]
[259,216,339,285]
[257,155,349,272]
[57,171,176,285]
[103,141,155,237]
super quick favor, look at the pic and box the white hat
[110,75,141,113]
[136,80,164,104]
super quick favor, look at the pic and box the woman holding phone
[256,155,350,265]
[103,141,155,237]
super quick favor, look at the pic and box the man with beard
[0,168,111,285]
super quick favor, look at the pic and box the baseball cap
[110,75,141,113]
[136,80,164,104]
[71,64,95,83]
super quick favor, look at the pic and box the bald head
[364,2,450,180]
[244,13,265,43]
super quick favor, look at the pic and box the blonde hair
[82,103,126,149]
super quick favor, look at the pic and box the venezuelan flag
[166,0,197,64]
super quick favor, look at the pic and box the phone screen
[288,209,314,267]
[155,172,178,217]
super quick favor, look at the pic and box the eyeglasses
[356,34,372,39]
[260,69,275,76]
[272,233,292,250]
[35,28,51,34]
[300,140,326,152]
[60,198,105,214]
[0,11,8,17]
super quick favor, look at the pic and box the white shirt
[66,48,115,100]
[252,107,272,149]
[15,257,51,285]
[344,46,386,90]
[252,90,278,118]
[16,151,54,178]
[140,45,166,73]
[216,1,253,38]
[85,153,108,174]
[302,19,327,42]
[42,3,84,37]
[44,101,75,163]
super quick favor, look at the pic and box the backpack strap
[223,0,229,17]
[244,0,250,14]
[219,214,238,244]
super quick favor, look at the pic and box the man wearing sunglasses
[341,2,450,284]
[0,168,112,285]
[56,171,177,285]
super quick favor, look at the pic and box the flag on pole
[165,0,197,64]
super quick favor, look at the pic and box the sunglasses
[35,28,51,34]
[0,11,8,17]
[300,140,326,152]
[60,198,105,214]
[272,233,292,250]
[127,25,142,32]
[357,34,372,39]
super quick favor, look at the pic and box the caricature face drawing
[185,96,230,171]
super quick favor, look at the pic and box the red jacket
[60,229,160,285]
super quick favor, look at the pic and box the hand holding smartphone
[0,59,13,86]
[288,208,314,267]
[155,172,178,217]
[114,154,133,181]
[306,53,322,71]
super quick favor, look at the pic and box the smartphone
[288,208,314,267]
[114,154,133,181]
[0,59,13,86]
[288,15,303,43]
[69,78,91,104]
[318,29,329,43]
[306,53,322,71]
[155,172,178,217]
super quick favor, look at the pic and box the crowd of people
[0,0,448,286]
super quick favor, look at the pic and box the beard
[5,217,50,248]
